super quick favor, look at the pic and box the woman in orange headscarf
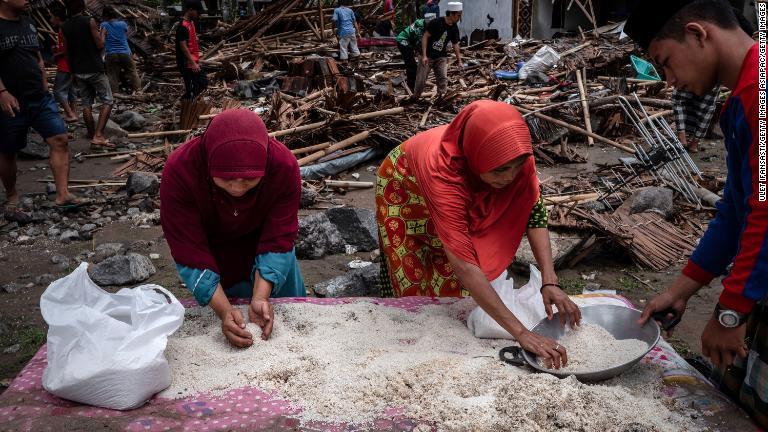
[376,100,580,368]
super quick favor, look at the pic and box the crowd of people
[0,0,765,427]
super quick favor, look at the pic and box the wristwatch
[714,303,749,328]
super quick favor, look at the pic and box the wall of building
[453,0,514,40]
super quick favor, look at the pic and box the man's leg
[0,152,18,205]
[53,71,77,121]
[348,36,361,63]
[412,57,431,99]
[398,45,417,91]
[338,36,350,64]
[125,56,141,93]
[75,75,96,138]
[180,68,193,100]
[105,55,121,94]
[46,133,72,204]
[92,73,114,144]
[434,57,449,98]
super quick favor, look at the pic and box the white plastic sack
[40,262,184,410]
[519,45,561,83]
[467,264,547,339]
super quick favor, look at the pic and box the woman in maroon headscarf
[161,109,305,348]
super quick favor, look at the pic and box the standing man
[626,0,766,428]
[412,1,462,100]
[422,0,439,17]
[50,7,78,122]
[671,87,720,153]
[396,13,435,91]
[0,0,84,221]
[331,0,360,65]
[101,6,140,94]
[62,0,114,149]
[375,0,395,37]
[176,0,207,100]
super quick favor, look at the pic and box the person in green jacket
[395,13,435,91]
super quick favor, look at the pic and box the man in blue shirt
[332,0,360,64]
[100,7,140,94]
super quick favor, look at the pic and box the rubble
[295,213,345,259]
[89,253,156,286]
[126,172,160,197]
[313,263,381,298]
[325,207,378,252]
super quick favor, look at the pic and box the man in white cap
[396,13,436,91]
[412,1,462,100]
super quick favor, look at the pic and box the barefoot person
[50,7,78,123]
[161,109,306,348]
[0,0,84,222]
[61,0,114,149]
[375,100,581,368]
[625,1,766,427]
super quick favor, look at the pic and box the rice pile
[537,323,649,373]
[161,300,698,431]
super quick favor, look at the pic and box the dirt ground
[0,132,729,395]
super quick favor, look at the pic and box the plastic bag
[519,45,561,83]
[40,262,184,410]
[467,264,546,339]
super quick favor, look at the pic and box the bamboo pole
[324,180,374,189]
[515,106,635,154]
[576,69,594,146]
[297,131,370,166]
[291,141,332,155]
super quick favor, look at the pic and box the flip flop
[53,196,91,211]
[90,139,116,150]
[3,202,32,225]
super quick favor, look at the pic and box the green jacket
[396,19,426,49]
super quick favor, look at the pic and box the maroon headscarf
[160,109,301,287]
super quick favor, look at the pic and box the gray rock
[295,213,346,259]
[19,134,49,159]
[25,226,41,237]
[15,235,34,245]
[127,240,154,251]
[1,283,21,294]
[114,111,148,131]
[93,114,128,137]
[300,186,318,209]
[0,322,8,337]
[19,197,34,211]
[138,198,156,213]
[45,182,57,194]
[581,200,608,213]
[80,223,97,232]
[59,230,80,243]
[34,274,55,286]
[94,242,126,262]
[89,253,156,285]
[126,172,159,197]
[325,207,378,252]
[0,222,18,234]
[47,227,61,238]
[126,207,141,216]
[3,344,20,354]
[51,254,69,265]
[313,263,381,297]
[629,187,675,219]
[514,231,588,271]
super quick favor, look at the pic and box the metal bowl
[500,305,660,382]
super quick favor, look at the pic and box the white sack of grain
[467,264,546,339]
[40,262,185,410]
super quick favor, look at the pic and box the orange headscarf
[405,100,539,280]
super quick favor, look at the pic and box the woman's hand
[516,330,568,369]
[541,284,581,327]
[220,307,253,348]
[249,298,274,340]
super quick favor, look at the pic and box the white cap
[424,12,437,20]
[446,2,463,12]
